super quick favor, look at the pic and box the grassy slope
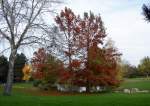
[0,78,150,106]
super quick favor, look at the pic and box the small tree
[32,48,62,88]
[138,56,150,78]
[22,64,32,82]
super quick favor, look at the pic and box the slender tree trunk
[3,49,16,96]
[86,34,90,93]
[86,80,90,92]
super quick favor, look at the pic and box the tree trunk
[146,73,149,79]
[86,80,90,92]
[3,49,16,96]
[86,35,90,93]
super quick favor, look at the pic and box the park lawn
[119,78,150,90]
[0,78,150,106]
[0,92,150,106]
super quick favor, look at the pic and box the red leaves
[74,26,80,33]
[59,70,70,82]
[87,45,121,87]
[55,7,121,90]
[32,48,47,64]
[55,7,75,29]
[32,48,61,82]
[70,60,81,68]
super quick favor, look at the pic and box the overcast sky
[56,0,150,66]
[1,0,149,66]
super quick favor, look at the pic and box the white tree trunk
[3,49,16,96]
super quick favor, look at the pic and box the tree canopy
[138,56,150,77]
[142,4,150,22]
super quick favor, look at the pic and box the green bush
[33,80,42,87]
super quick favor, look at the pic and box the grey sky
[56,0,150,66]
[1,0,149,66]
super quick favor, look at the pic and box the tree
[0,0,62,95]
[142,4,150,22]
[32,48,62,88]
[138,56,150,77]
[22,64,32,82]
[32,48,49,80]
[55,9,121,92]
[121,61,139,78]
[55,7,81,90]
[55,7,79,71]
[76,12,107,92]
[0,55,8,83]
[14,53,27,82]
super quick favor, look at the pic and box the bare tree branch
[0,47,10,55]
[0,0,63,95]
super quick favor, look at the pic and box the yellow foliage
[22,64,32,81]
[116,63,123,81]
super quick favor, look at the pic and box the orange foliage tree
[55,7,78,71]
[55,7,82,88]
[55,8,121,92]
[31,48,62,86]
[76,12,107,92]
[32,48,47,80]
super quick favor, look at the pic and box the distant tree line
[121,56,150,78]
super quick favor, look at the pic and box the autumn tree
[32,48,48,80]
[0,0,62,95]
[22,64,32,81]
[55,7,79,71]
[55,8,121,92]
[74,40,121,91]
[77,12,107,92]
[32,48,62,88]
[89,47,120,87]
[55,10,108,92]
[55,7,82,89]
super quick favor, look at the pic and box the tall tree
[55,9,121,92]
[142,4,150,22]
[77,12,106,92]
[0,0,62,95]
[55,7,79,71]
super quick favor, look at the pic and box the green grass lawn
[1,93,150,106]
[119,78,150,90]
[0,78,150,106]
